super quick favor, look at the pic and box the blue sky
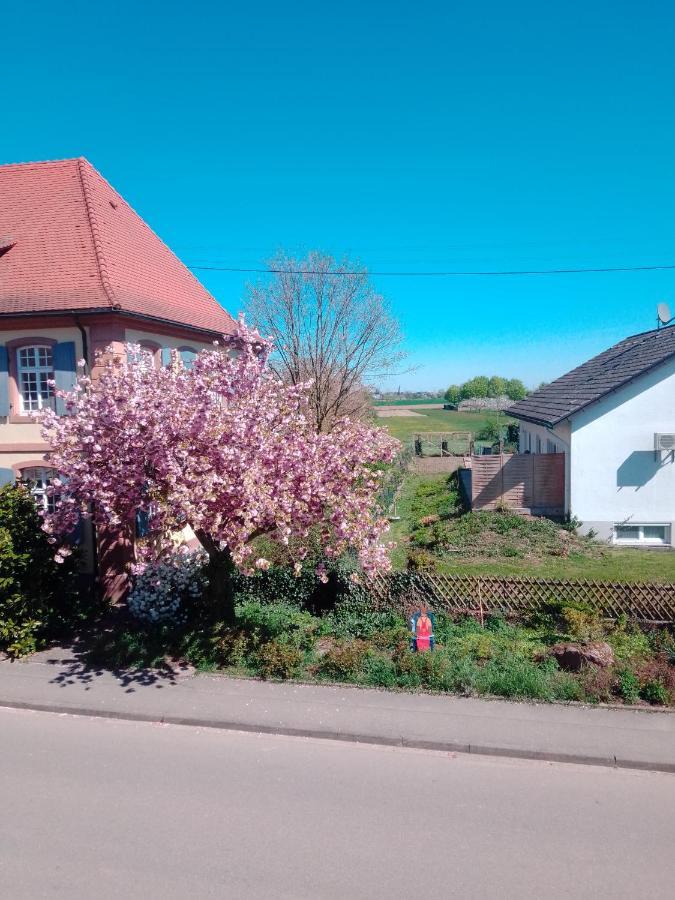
[3,1,675,390]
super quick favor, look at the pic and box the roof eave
[507,409,561,429]
[0,306,236,339]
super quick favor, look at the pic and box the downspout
[73,316,98,596]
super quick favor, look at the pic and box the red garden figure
[410,606,435,653]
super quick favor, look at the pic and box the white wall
[570,357,675,543]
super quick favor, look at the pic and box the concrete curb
[3,698,674,774]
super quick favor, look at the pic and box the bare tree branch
[245,252,406,432]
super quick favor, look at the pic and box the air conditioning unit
[654,433,675,452]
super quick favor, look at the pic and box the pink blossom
[40,321,399,581]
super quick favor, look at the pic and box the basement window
[613,524,670,545]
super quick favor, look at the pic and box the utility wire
[187,262,675,277]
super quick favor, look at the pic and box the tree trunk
[195,531,237,624]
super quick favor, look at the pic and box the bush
[618,669,641,704]
[235,600,317,649]
[255,640,303,680]
[127,548,207,625]
[319,640,371,681]
[0,484,85,657]
[323,595,399,640]
[641,679,670,706]
[362,651,397,688]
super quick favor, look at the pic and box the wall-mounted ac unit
[654,433,675,452]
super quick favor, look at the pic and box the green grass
[391,472,675,583]
[376,408,510,443]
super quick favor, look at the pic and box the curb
[2,699,674,774]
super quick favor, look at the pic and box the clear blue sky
[4,1,675,390]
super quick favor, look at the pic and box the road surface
[1,707,674,899]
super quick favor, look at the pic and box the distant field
[373,397,445,406]
[378,408,510,443]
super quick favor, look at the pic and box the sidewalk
[1,648,674,772]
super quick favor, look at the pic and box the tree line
[444,375,528,405]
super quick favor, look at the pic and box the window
[20,466,59,513]
[547,439,558,454]
[614,524,670,545]
[535,436,542,454]
[18,345,54,412]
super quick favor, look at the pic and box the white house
[508,326,675,547]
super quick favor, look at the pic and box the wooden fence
[366,572,675,624]
[470,453,565,515]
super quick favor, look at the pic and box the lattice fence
[366,572,675,624]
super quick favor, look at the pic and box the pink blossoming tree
[40,322,398,621]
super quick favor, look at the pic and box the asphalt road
[1,708,674,900]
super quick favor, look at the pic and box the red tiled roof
[0,158,235,336]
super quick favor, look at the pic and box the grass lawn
[391,472,675,583]
[377,408,511,444]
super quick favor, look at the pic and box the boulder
[550,641,614,671]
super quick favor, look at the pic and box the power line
[187,262,675,278]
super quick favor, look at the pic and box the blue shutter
[180,348,197,370]
[68,516,83,546]
[0,467,14,487]
[53,342,77,415]
[161,347,172,367]
[0,346,9,417]
[135,508,150,538]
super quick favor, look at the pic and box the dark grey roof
[508,325,675,427]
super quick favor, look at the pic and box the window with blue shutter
[180,348,197,370]
[0,346,9,417]
[0,467,14,487]
[161,347,173,367]
[53,341,77,415]
[135,508,151,538]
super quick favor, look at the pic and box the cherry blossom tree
[40,321,399,621]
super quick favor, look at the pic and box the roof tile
[509,326,675,426]
[0,158,235,336]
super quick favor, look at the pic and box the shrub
[210,627,251,668]
[561,606,605,642]
[323,595,399,640]
[406,549,438,571]
[0,484,85,657]
[319,640,371,680]
[363,651,397,688]
[608,622,652,662]
[641,679,670,706]
[255,640,303,680]
[618,669,641,704]
[633,656,675,705]
[128,548,207,625]
[576,665,616,704]
[236,600,317,649]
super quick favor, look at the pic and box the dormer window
[0,236,15,259]
[18,345,54,412]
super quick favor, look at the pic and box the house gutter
[0,307,235,342]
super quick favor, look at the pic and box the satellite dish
[657,302,672,326]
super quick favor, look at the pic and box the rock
[583,642,615,668]
[550,641,614,671]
